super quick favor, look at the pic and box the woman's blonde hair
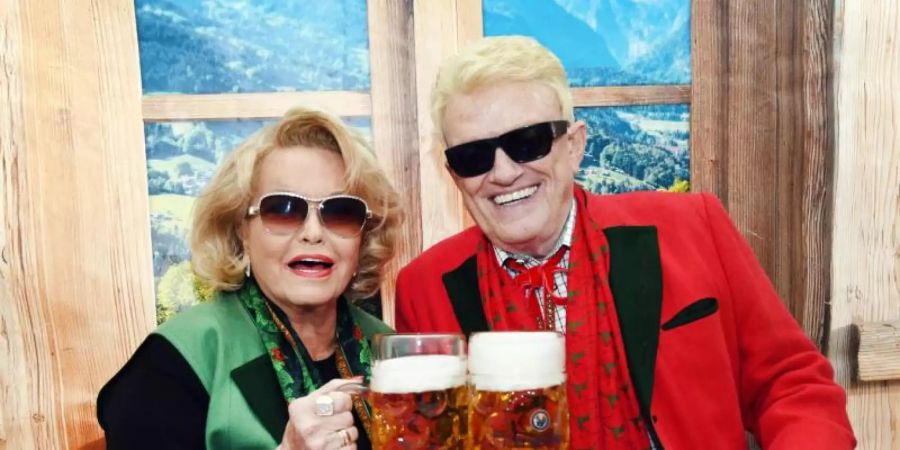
[430,36,574,162]
[191,106,402,301]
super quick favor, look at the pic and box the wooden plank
[2,1,69,447]
[367,0,420,325]
[829,0,900,446]
[773,0,799,327]
[413,0,475,249]
[856,320,900,382]
[690,0,728,200]
[573,85,691,107]
[142,91,372,121]
[456,0,484,47]
[0,2,45,448]
[1,0,156,448]
[794,0,836,350]
[724,0,778,277]
[771,0,835,348]
[455,0,482,230]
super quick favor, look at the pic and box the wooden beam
[724,0,778,287]
[455,0,482,230]
[413,0,479,250]
[142,91,372,121]
[2,0,154,448]
[367,0,420,324]
[856,320,900,382]
[573,85,691,107]
[690,0,728,200]
[828,0,900,445]
[457,0,484,47]
[774,0,835,348]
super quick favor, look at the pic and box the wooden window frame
[138,0,830,343]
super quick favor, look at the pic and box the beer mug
[467,331,568,449]
[368,333,468,449]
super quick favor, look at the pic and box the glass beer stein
[467,331,568,450]
[368,333,468,449]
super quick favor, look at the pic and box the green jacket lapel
[231,355,288,443]
[442,255,489,336]
[604,225,663,440]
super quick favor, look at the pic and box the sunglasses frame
[247,192,373,238]
[444,120,571,178]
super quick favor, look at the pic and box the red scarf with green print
[476,186,651,450]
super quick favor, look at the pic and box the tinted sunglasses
[247,192,372,238]
[444,120,570,178]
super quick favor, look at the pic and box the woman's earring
[245,262,251,278]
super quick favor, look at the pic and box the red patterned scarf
[476,186,651,450]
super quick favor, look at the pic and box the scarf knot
[506,246,568,307]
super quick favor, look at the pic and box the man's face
[442,81,586,257]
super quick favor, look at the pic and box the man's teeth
[493,186,538,205]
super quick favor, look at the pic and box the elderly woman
[98,107,401,450]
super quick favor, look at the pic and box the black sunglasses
[247,192,372,238]
[444,120,570,178]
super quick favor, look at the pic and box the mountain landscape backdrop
[139,0,691,321]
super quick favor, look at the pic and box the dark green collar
[230,304,392,442]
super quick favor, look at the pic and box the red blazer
[396,191,855,450]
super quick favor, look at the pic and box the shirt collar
[493,199,577,266]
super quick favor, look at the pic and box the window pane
[483,0,690,86]
[147,117,372,323]
[136,0,370,94]
[577,104,690,193]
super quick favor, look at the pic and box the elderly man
[395,36,854,449]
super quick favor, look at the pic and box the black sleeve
[98,334,210,450]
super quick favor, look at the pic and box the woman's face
[242,146,362,311]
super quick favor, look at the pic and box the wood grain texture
[456,0,484,47]
[725,0,778,280]
[142,91,372,121]
[413,0,478,250]
[856,320,900,382]
[773,0,835,347]
[1,1,155,448]
[829,0,900,447]
[573,85,691,107]
[692,0,834,349]
[1,3,46,449]
[690,0,728,200]
[367,0,420,325]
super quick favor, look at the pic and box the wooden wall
[0,1,155,449]
[692,0,835,347]
[828,0,900,447]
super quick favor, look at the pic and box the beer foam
[468,332,566,391]
[370,355,467,393]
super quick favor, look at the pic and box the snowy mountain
[135,0,370,94]
[487,0,690,85]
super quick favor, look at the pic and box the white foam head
[370,355,467,393]
[468,331,566,391]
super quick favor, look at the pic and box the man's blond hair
[430,36,574,162]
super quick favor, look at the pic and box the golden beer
[468,385,568,449]
[369,335,468,450]
[467,332,568,450]
[369,384,468,449]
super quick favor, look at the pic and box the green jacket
[156,292,392,449]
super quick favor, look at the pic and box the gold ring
[339,428,353,446]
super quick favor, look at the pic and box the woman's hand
[277,378,364,450]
